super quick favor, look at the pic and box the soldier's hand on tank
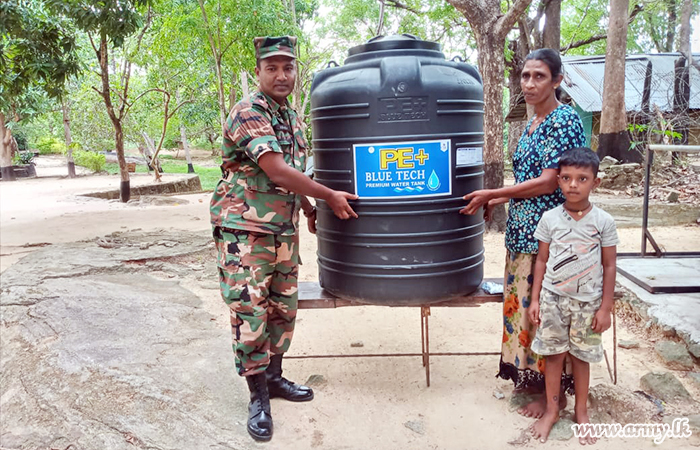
[327,191,359,220]
[460,189,491,215]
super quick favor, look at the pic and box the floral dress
[497,104,585,394]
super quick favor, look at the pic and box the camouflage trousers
[530,288,603,364]
[213,227,299,376]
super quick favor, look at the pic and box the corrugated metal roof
[561,53,700,113]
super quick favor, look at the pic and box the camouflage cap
[254,36,297,61]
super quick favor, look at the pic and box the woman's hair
[524,48,562,80]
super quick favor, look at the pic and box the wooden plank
[298,278,504,309]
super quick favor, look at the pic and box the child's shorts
[530,289,603,363]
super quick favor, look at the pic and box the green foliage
[46,0,153,48]
[0,0,82,122]
[14,130,28,150]
[73,150,106,172]
[627,123,682,140]
[317,0,475,60]
[35,136,66,154]
[12,151,35,165]
[560,0,610,55]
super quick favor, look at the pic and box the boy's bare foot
[517,392,567,418]
[574,412,597,445]
[530,411,559,443]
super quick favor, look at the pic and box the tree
[49,0,153,201]
[446,0,533,230]
[195,0,300,134]
[671,0,694,163]
[0,0,80,180]
[599,0,634,162]
[318,0,475,59]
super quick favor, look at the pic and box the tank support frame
[287,279,620,387]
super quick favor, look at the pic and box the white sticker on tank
[456,147,483,165]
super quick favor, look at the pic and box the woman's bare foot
[530,410,559,443]
[574,412,597,445]
[518,395,546,418]
[517,392,567,418]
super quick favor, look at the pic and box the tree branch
[561,0,595,54]
[562,3,643,53]
[497,0,534,38]
[680,50,700,72]
[382,0,423,15]
[123,88,164,118]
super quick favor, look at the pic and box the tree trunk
[62,98,76,178]
[448,0,532,230]
[508,120,527,159]
[97,35,130,201]
[0,112,15,181]
[664,0,678,53]
[140,131,160,172]
[477,32,509,230]
[114,121,130,201]
[229,71,237,112]
[241,71,250,103]
[679,0,692,57]
[197,0,228,132]
[599,0,635,163]
[542,0,561,51]
[673,0,693,164]
[180,125,194,173]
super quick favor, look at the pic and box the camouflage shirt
[210,91,308,236]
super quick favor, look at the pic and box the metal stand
[291,281,621,387]
[618,144,700,293]
[639,144,700,257]
[421,307,431,386]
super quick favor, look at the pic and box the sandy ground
[2,159,700,449]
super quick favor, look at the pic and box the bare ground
[1,160,699,449]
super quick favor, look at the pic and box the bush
[12,151,35,165]
[73,150,106,172]
[35,137,66,155]
[14,132,28,151]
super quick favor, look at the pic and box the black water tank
[309,35,485,305]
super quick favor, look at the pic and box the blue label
[353,139,451,198]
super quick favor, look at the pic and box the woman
[461,48,586,417]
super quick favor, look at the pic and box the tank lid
[347,34,441,57]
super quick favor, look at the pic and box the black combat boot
[266,353,314,402]
[245,372,273,441]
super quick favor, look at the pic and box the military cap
[254,36,297,60]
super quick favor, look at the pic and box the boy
[527,147,618,445]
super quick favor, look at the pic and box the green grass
[104,160,221,191]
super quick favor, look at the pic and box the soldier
[210,35,358,442]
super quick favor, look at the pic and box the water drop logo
[427,170,440,191]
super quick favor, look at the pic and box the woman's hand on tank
[483,199,496,221]
[460,189,493,215]
[327,191,359,220]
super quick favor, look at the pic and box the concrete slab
[617,257,700,293]
[591,194,700,228]
[617,273,700,347]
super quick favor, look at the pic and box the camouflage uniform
[211,89,308,377]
